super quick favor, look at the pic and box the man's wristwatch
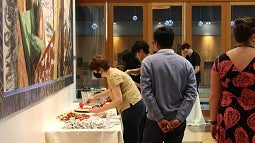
[210,120,217,125]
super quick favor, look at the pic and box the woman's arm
[90,85,123,113]
[125,68,141,75]
[194,65,200,74]
[209,70,222,140]
[209,70,221,122]
[85,89,110,104]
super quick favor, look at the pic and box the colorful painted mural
[0,0,73,118]
[3,0,73,92]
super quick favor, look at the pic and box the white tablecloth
[45,104,124,143]
[45,127,123,143]
[186,94,206,126]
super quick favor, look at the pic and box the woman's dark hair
[153,26,174,49]
[233,16,255,44]
[88,55,110,72]
[131,40,150,54]
[121,50,141,71]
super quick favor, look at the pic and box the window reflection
[76,6,105,90]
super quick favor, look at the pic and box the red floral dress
[212,53,255,143]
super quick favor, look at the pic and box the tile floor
[183,124,215,143]
[183,115,215,143]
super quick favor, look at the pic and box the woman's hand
[89,106,103,113]
[85,96,94,104]
[125,69,131,74]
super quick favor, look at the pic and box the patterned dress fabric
[212,53,255,143]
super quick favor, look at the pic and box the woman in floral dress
[209,16,255,143]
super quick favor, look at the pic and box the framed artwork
[0,0,73,119]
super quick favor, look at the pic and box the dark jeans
[139,111,147,143]
[142,118,186,143]
[121,100,146,143]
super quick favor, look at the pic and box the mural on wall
[3,0,73,92]
[0,0,73,118]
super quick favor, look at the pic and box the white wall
[0,84,75,143]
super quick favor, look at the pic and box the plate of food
[57,111,90,121]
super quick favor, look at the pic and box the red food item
[79,102,84,108]
[76,113,90,120]
[81,114,90,119]
[100,101,106,107]
[106,97,112,102]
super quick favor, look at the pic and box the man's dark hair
[181,43,191,50]
[131,40,149,54]
[153,26,174,49]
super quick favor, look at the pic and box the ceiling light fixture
[132,7,138,21]
[198,20,203,27]
[198,6,203,27]
[230,21,235,27]
[132,15,138,21]
[91,7,98,30]
[165,20,173,26]
[230,7,234,27]
[91,22,97,30]
[164,7,173,26]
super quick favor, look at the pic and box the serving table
[45,103,124,143]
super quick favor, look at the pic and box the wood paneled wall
[192,36,221,86]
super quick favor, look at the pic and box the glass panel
[192,6,221,90]
[152,6,182,54]
[113,6,143,69]
[76,6,105,91]
[231,5,255,48]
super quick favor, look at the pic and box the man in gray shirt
[141,26,197,143]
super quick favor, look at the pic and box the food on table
[57,111,90,121]
[93,112,107,118]
[79,102,84,108]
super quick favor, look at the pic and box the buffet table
[45,103,124,143]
